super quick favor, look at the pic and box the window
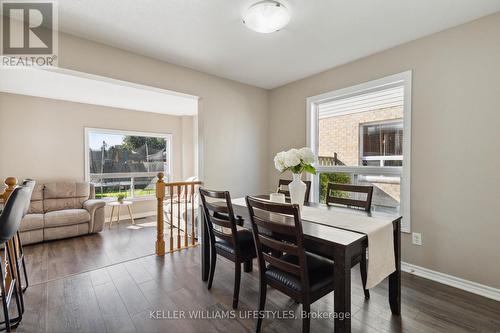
[307,71,411,232]
[85,128,172,200]
[360,120,403,167]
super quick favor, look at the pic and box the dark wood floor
[13,219,500,332]
[23,217,157,285]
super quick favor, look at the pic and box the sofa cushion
[43,182,90,212]
[45,209,90,228]
[20,214,44,232]
[44,223,89,242]
[27,184,44,214]
[20,229,44,245]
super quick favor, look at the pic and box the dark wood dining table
[200,196,402,333]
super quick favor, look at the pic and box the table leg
[334,247,352,333]
[389,220,401,315]
[201,209,210,282]
[109,206,115,228]
[117,206,120,225]
[127,205,135,225]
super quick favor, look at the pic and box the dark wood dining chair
[246,196,335,333]
[325,183,373,212]
[326,182,374,299]
[199,188,256,309]
[277,179,312,203]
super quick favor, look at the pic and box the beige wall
[1,32,268,215]
[181,115,196,179]
[57,33,269,198]
[0,92,189,216]
[268,13,500,288]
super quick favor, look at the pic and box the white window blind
[318,85,404,119]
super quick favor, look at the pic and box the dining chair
[0,185,32,331]
[325,183,373,212]
[325,182,374,299]
[246,196,335,333]
[277,179,312,203]
[199,188,256,309]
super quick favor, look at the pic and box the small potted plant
[117,193,126,204]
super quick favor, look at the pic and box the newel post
[156,172,166,256]
[1,177,18,291]
[1,177,18,203]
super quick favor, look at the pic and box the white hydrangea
[284,149,301,168]
[274,147,316,175]
[274,151,287,172]
[298,147,314,164]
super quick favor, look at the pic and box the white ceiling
[59,0,500,89]
[0,67,199,115]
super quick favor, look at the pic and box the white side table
[107,201,134,228]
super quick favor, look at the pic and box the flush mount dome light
[243,1,290,33]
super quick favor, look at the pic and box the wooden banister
[0,177,19,299]
[156,173,166,256]
[0,177,18,204]
[155,172,202,256]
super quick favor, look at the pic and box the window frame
[359,119,404,167]
[84,127,173,201]
[306,71,412,232]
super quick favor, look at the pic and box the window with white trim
[85,128,172,200]
[307,71,411,232]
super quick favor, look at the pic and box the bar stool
[17,179,35,294]
[0,186,31,331]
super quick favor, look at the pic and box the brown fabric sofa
[19,182,105,245]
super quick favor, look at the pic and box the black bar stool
[17,179,35,295]
[0,186,31,331]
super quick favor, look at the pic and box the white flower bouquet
[274,147,316,175]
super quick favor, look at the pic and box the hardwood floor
[12,219,500,332]
[23,217,157,285]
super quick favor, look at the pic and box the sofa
[19,182,105,245]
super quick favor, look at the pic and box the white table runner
[232,197,395,289]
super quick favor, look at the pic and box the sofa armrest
[83,199,106,233]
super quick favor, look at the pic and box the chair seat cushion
[45,209,90,228]
[265,252,334,292]
[214,229,256,259]
[20,214,44,232]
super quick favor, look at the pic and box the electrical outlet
[412,232,422,246]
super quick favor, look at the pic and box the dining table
[200,195,402,333]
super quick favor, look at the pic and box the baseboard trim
[106,210,156,223]
[402,262,500,302]
[133,211,157,219]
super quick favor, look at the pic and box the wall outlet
[412,232,422,246]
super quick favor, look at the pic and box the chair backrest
[199,188,240,254]
[21,179,36,217]
[277,179,311,203]
[0,186,33,243]
[325,183,373,212]
[246,196,309,295]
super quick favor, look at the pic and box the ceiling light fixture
[243,1,290,34]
